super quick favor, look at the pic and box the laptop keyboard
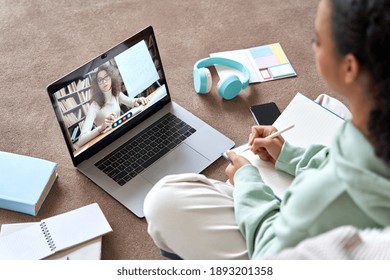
[94,112,197,186]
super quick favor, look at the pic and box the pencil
[240,124,295,153]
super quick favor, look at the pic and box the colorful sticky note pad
[249,46,273,58]
[270,43,289,64]
[255,55,279,68]
[269,64,295,78]
[260,69,272,80]
[210,42,296,83]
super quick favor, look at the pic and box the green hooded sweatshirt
[233,121,390,259]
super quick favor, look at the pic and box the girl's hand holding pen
[225,124,293,183]
[248,125,285,164]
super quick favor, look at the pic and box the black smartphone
[250,102,281,125]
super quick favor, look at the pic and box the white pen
[240,124,295,153]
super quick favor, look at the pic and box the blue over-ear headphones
[193,57,250,100]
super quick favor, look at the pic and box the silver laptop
[47,26,234,218]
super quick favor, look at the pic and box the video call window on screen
[53,36,168,155]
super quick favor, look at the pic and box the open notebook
[0,223,102,260]
[230,93,345,198]
[0,203,112,260]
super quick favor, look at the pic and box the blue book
[0,151,57,216]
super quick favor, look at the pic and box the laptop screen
[47,26,170,166]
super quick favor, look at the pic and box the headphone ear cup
[193,68,212,94]
[217,75,242,100]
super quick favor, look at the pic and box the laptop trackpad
[142,144,211,185]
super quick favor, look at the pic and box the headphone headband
[194,57,250,88]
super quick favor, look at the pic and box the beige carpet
[0,0,337,259]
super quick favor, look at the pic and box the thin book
[0,151,58,216]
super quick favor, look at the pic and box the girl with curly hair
[144,0,390,259]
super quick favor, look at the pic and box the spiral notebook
[0,223,103,260]
[0,203,112,260]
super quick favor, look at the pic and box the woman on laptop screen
[77,64,149,147]
[144,0,390,259]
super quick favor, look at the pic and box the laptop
[47,26,234,218]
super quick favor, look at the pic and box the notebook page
[0,223,53,260]
[242,149,293,198]
[231,144,293,198]
[273,92,345,148]
[0,222,38,236]
[43,203,112,252]
[44,237,102,260]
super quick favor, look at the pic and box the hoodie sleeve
[233,165,321,259]
[233,143,331,258]
[233,165,282,258]
[275,141,329,176]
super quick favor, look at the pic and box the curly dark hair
[329,0,390,164]
[91,64,123,108]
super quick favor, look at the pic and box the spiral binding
[40,222,56,251]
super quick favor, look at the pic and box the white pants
[144,94,351,260]
[144,173,249,259]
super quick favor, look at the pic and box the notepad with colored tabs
[210,43,296,83]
